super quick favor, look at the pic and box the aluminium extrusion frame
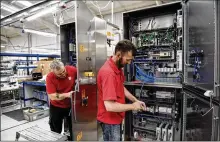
[213,0,220,140]
[182,1,188,140]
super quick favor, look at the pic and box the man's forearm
[49,93,68,100]
[124,87,138,102]
[104,101,134,112]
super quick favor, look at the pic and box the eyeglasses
[56,68,66,77]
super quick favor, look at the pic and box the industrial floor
[1,106,103,141]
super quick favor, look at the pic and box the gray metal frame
[213,0,220,140]
[181,92,187,140]
[183,1,189,83]
[182,1,188,140]
[124,82,182,89]
[214,0,220,100]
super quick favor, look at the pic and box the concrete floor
[1,106,103,141]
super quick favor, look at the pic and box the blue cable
[135,64,155,83]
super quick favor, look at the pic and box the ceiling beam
[1,35,9,43]
[2,26,23,37]
[37,18,58,34]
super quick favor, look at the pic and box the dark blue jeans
[99,121,122,141]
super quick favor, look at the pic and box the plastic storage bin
[22,107,49,122]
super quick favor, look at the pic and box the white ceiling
[1,0,177,39]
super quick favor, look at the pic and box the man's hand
[132,101,143,111]
[135,100,147,111]
[63,91,74,98]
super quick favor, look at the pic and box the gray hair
[50,60,64,70]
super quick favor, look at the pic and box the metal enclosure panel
[72,1,107,141]
[73,17,106,122]
[72,1,97,141]
[91,17,107,74]
[184,0,215,90]
[75,1,93,83]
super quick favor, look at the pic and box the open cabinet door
[182,0,220,140]
[183,0,215,91]
[182,84,219,141]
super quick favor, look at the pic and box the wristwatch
[56,93,59,99]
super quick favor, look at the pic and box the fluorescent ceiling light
[49,1,60,5]
[5,18,12,22]
[30,7,41,12]
[1,3,19,13]
[23,29,57,37]
[1,45,6,48]
[1,15,5,18]
[16,12,29,18]
[16,1,33,7]
[26,6,57,21]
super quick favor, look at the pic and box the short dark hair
[114,39,136,56]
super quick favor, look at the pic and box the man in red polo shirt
[46,60,77,140]
[97,40,147,141]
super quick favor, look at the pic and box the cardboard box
[33,61,53,76]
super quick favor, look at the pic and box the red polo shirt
[97,56,125,124]
[46,65,77,108]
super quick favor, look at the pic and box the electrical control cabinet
[124,83,182,141]
[124,2,183,85]
[123,1,220,141]
[123,2,183,140]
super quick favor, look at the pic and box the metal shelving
[0,53,59,110]
[0,53,60,58]
[21,81,48,107]
[0,53,60,76]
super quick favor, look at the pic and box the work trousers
[99,121,122,141]
[49,104,72,140]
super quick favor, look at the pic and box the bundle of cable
[135,64,155,83]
